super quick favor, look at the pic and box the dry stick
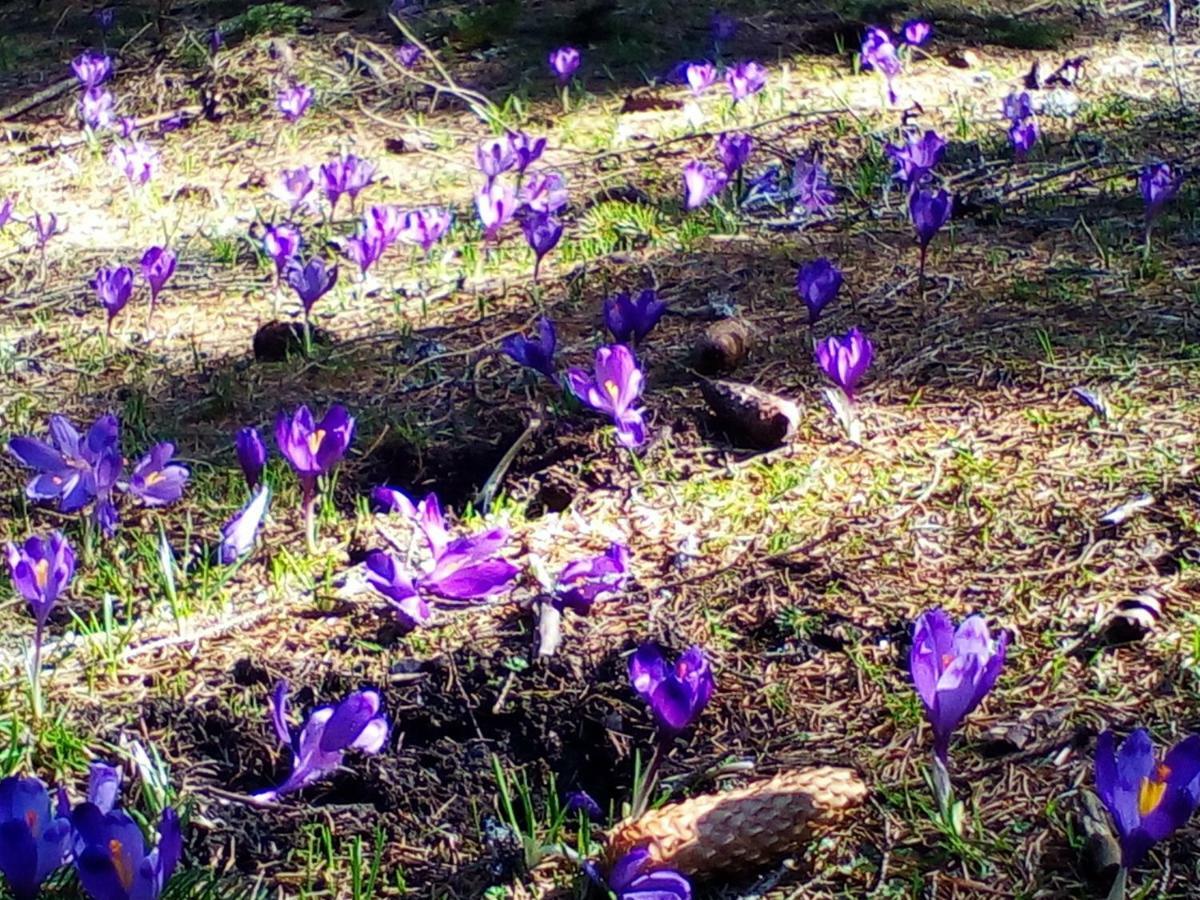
[0,78,76,122]
[368,26,499,126]
[474,414,543,514]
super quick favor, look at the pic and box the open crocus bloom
[566,344,648,448]
[628,644,715,734]
[126,442,189,506]
[7,414,120,513]
[554,543,629,614]
[274,404,355,485]
[909,608,1007,763]
[1095,728,1200,869]
[0,775,71,899]
[72,804,181,900]
[255,681,389,801]
[608,847,692,899]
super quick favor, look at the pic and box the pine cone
[607,767,867,878]
[699,378,800,449]
[693,318,755,374]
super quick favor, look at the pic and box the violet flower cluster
[859,21,929,104]
[366,489,519,628]
[1003,91,1038,160]
[8,413,188,536]
[72,49,115,131]
[90,247,177,331]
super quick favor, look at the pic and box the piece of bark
[699,378,799,450]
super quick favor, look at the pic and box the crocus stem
[631,738,668,818]
[1106,866,1127,900]
[303,483,318,554]
[30,622,43,726]
[1143,223,1152,260]
[931,753,953,821]
[561,84,570,114]
[302,309,312,357]
[918,244,928,302]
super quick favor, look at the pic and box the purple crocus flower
[0,776,72,900]
[0,195,13,230]
[567,344,647,448]
[395,43,423,68]
[910,187,953,250]
[1140,162,1178,224]
[262,223,301,278]
[275,404,355,488]
[340,227,386,278]
[1008,118,1038,160]
[71,50,112,88]
[5,531,74,629]
[885,129,946,190]
[815,327,874,398]
[367,204,405,250]
[140,246,176,309]
[792,159,837,214]
[609,847,692,900]
[1095,729,1200,870]
[109,140,157,186]
[796,258,844,325]
[909,608,1007,764]
[520,210,563,280]
[397,207,451,253]
[126,443,189,506]
[274,167,315,215]
[710,11,738,42]
[682,160,727,210]
[420,532,520,600]
[254,681,389,801]
[320,154,377,214]
[79,88,114,129]
[565,790,603,821]
[85,762,121,815]
[234,427,267,489]
[501,317,557,381]
[363,550,432,628]
[554,543,629,614]
[1002,91,1034,122]
[72,803,181,899]
[508,131,547,173]
[725,61,767,102]
[628,644,715,734]
[902,19,932,46]
[519,171,568,214]
[685,61,718,94]
[7,414,120,513]
[549,46,581,82]
[285,257,338,314]
[91,265,134,331]
[603,289,667,345]
[276,83,313,122]
[860,27,902,103]
[716,132,753,176]
[220,486,271,564]
[476,180,516,240]
[476,138,516,181]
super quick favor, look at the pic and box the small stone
[945,48,980,69]
[252,320,334,361]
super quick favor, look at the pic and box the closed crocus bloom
[91,265,134,326]
[475,181,516,240]
[274,404,355,483]
[476,137,516,181]
[395,43,422,68]
[554,543,629,614]
[860,26,900,76]
[367,204,405,250]
[71,49,112,88]
[276,83,313,122]
[716,132,753,176]
[274,166,314,214]
[884,129,946,189]
[507,131,547,173]
[909,187,953,249]
[685,61,718,94]
[909,608,1007,763]
[501,316,558,381]
[902,19,932,45]
[235,426,267,489]
[548,46,581,82]
[127,442,189,507]
[0,776,72,900]
[1095,728,1200,869]
[397,207,451,253]
[520,210,563,280]
[796,258,844,324]
[254,681,389,801]
[710,11,738,41]
[1002,91,1034,122]
[109,140,158,186]
[603,289,667,344]
[609,847,692,900]
[139,246,176,306]
[79,88,114,129]
[519,171,568,215]
[262,224,301,276]
[1008,118,1038,160]
[682,160,726,210]
[566,344,648,448]
[72,803,181,900]
[220,486,271,565]
[1140,162,1178,223]
[792,159,837,214]
[340,227,385,278]
[725,61,766,101]
[815,327,874,398]
[285,257,338,313]
[628,644,715,734]
[32,213,62,248]
[5,531,75,627]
